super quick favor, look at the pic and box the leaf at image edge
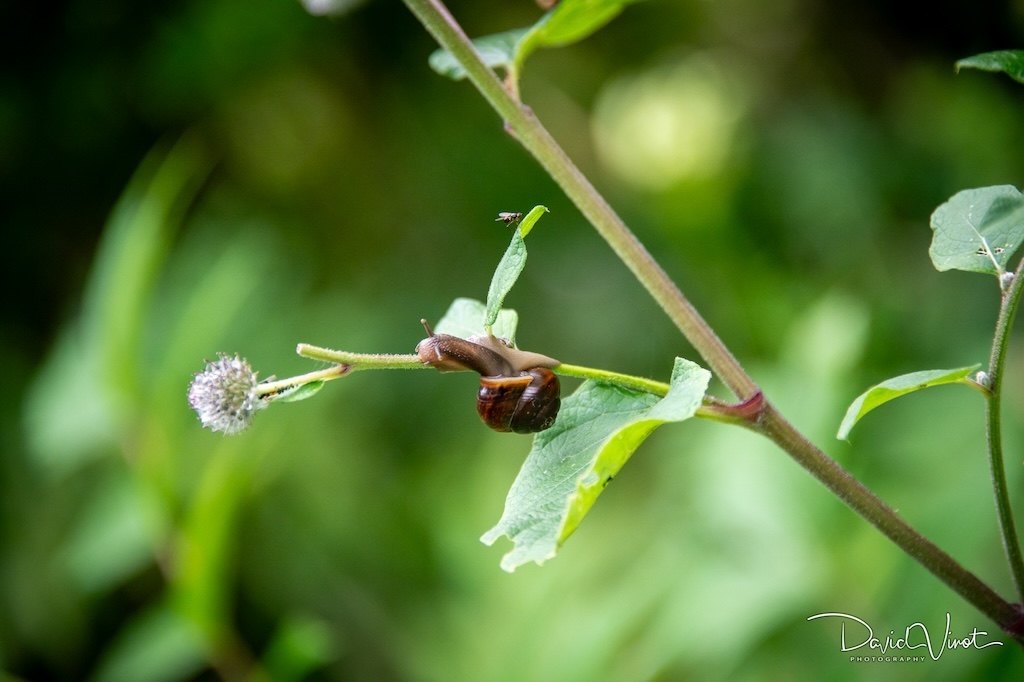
[837,365,981,441]
[481,357,710,572]
[928,185,1024,275]
[956,50,1024,85]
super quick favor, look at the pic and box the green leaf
[516,204,548,239]
[269,380,325,403]
[515,0,640,71]
[428,1,641,83]
[929,185,1024,275]
[485,231,526,329]
[481,357,710,572]
[837,365,982,441]
[956,50,1024,85]
[434,297,519,342]
[484,205,548,328]
[428,28,529,80]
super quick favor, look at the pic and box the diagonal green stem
[400,0,1024,642]
[985,261,1024,602]
[402,0,756,402]
[759,406,1024,641]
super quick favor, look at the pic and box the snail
[416,320,561,433]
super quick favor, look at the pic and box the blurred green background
[3,0,1024,679]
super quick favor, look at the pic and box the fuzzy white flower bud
[188,353,267,435]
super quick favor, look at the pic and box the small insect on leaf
[496,212,523,226]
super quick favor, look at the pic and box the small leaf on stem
[266,380,325,403]
[427,1,640,88]
[837,365,982,441]
[484,205,548,328]
[515,0,638,68]
[428,29,529,80]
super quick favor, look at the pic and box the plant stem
[402,0,756,402]
[296,343,424,369]
[256,363,352,398]
[400,0,1024,640]
[985,264,1024,602]
[555,363,670,395]
[557,363,760,425]
[294,343,671,394]
[759,406,1024,642]
[289,348,746,424]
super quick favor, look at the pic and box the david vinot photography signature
[807,612,1003,661]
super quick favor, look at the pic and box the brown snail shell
[477,368,561,434]
[417,319,561,433]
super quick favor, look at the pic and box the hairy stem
[401,0,1024,641]
[985,264,1024,602]
[296,343,424,369]
[556,363,752,424]
[256,363,352,398]
[555,363,670,395]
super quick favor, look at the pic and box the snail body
[416,320,561,433]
